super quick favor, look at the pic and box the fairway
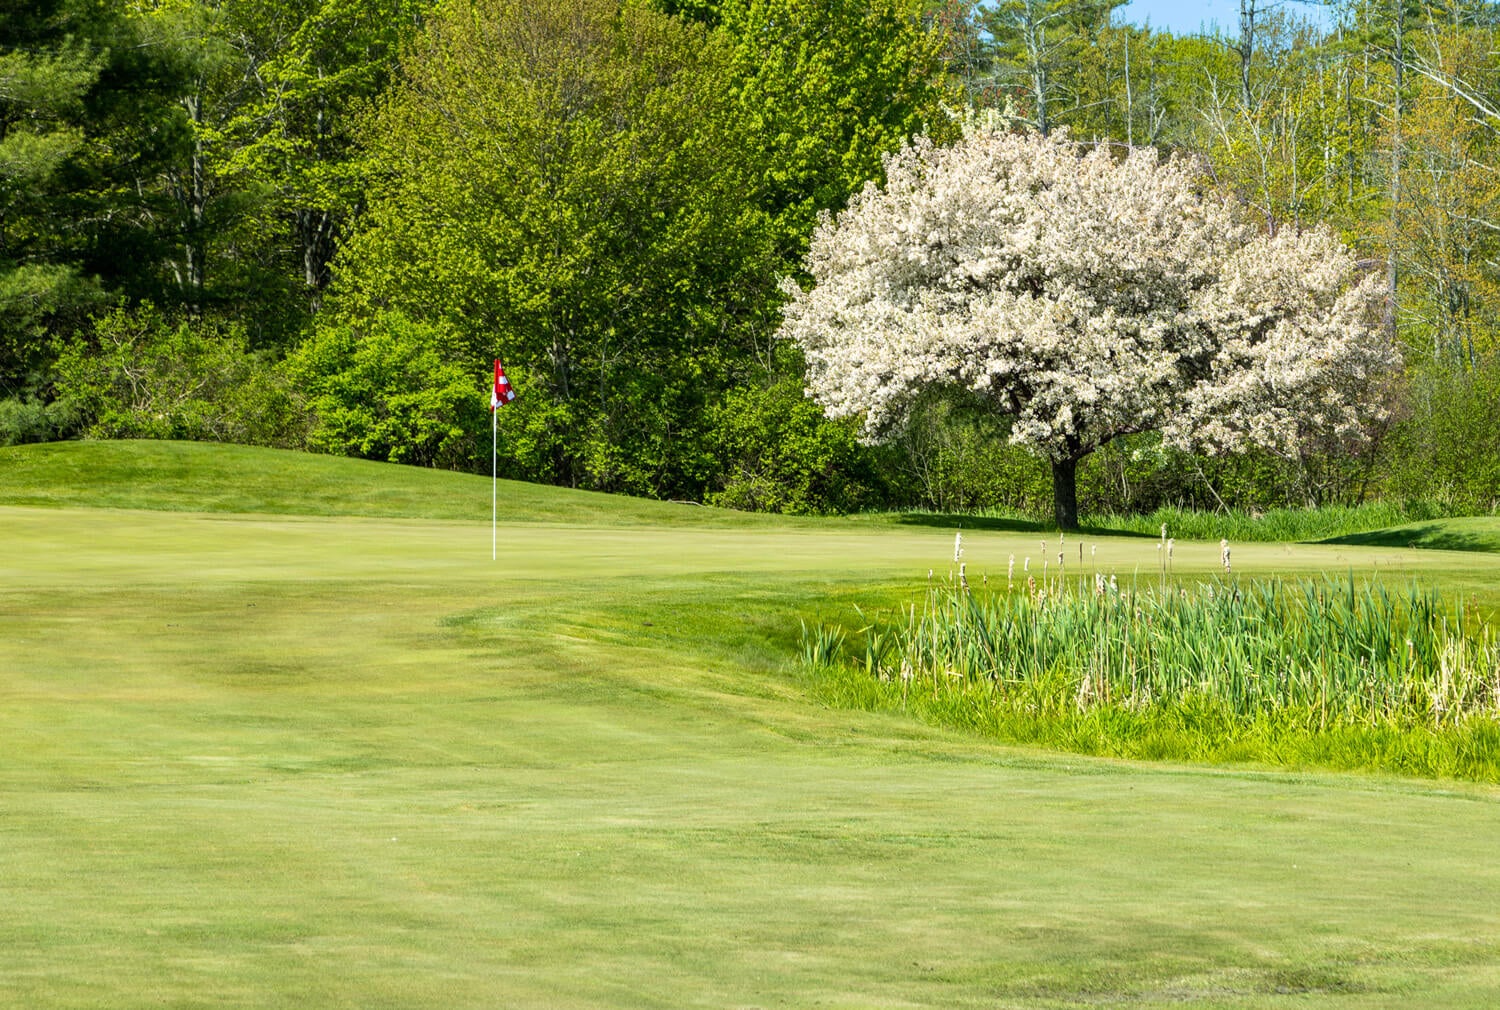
[4,445,1500,1008]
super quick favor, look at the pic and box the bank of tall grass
[1090,501,1472,542]
[803,575,1500,780]
[890,499,1480,542]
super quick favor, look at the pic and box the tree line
[4,0,1499,516]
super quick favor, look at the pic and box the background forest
[4,0,1499,518]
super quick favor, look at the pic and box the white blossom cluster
[778,125,1398,464]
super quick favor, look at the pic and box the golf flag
[489,358,514,561]
[491,359,516,409]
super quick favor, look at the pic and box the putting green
[3,445,1500,1008]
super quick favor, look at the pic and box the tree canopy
[7,0,1500,517]
[780,125,1398,528]
[331,0,782,494]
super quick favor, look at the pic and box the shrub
[288,312,486,469]
[54,304,308,446]
[705,376,883,514]
[1383,359,1500,512]
[0,396,80,446]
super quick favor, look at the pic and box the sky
[1118,0,1329,36]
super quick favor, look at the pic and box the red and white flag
[491,359,516,409]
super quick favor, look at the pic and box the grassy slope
[0,440,789,526]
[4,442,1500,1009]
[1323,516,1500,553]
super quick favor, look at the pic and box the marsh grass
[893,500,1482,542]
[805,575,1500,779]
[1094,501,1465,542]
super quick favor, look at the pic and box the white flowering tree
[778,125,1399,529]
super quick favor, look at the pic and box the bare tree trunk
[1024,0,1051,136]
[297,208,335,311]
[1389,0,1405,351]
[1238,0,1256,109]
[1051,456,1080,531]
[183,89,207,311]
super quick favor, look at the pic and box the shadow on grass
[885,512,1163,539]
[1320,523,1500,553]
[890,512,1048,533]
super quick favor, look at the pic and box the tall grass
[803,575,1500,779]
[1088,501,1461,543]
[891,499,1480,542]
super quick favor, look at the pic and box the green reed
[809,576,1500,730]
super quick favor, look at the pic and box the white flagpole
[491,403,497,561]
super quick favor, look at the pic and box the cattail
[959,562,969,594]
[1109,573,1118,593]
[928,568,933,582]
[1167,538,1174,562]
[953,531,964,562]
[1220,538,1231,574]
[1008,554,1015,585]
[1095,572,1106,595]
[1161,523,1168,542]
[1024,557,1030,573]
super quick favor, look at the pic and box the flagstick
[491,405,497,562]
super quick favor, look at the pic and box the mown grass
[6,440,1500,1007]
[0,439,787,526]
[9,440,1492,549]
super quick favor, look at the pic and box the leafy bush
[0,396,80,445]
[1383,359,1500,512]
[881,394,1382,518]
[0,264,107,397]
[0,398,52,446]
[705,377,883,514]
[288,312,486,469]
[54,304,308,446]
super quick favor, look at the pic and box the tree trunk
[1051,456,1079,531]
[1238,0,1255,109]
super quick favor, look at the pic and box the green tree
[331,0,780,495]
[54,302,307,445]
[287,312,480,467]
[122,0,427,339]
[0,0,168,394]
[981,0,1125,136]
[214,0,430,315]
[705,373,883,515]
[719,0,953,259]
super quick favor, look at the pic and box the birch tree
[779,124,1397,528]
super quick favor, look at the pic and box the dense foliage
[4,0,1499,518]
[780,124,1396,528]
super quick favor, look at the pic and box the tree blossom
[778,124,1398,529]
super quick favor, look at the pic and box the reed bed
[892,499,1480,542]
[1091,502,1458,543]
[806,576,1500,731]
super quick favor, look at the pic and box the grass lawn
[3,441,1500,1008]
